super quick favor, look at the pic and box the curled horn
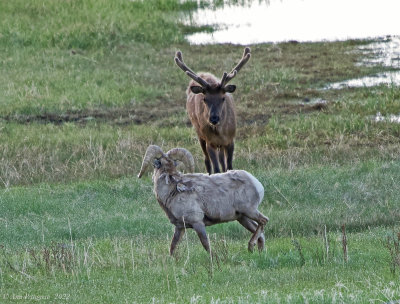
[137,145,164,178]
[166,148,195,173]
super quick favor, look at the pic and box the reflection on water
[326,36,400,89]
[357,37,400,68]
[297,98,327,106]
[374,112,400,124]
[325,71,400,89]
[185,0,400,89]
[186,0,400,45]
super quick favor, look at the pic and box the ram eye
[222,97,226,101]
[153,159,161,169]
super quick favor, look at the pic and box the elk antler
[174,51,211,88]
[220,47,251,88]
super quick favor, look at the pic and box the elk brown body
[175,48,251,174]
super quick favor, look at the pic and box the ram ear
[223,85,236,93]
[190,86,205,94]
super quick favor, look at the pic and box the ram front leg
[192,222,210,253]
[170,227,185,255]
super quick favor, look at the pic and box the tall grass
[0,176,399,302]
[1,161,399,248]
[0,0,200,49]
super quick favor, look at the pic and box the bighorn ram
[138,145,268,255]
[175,48,251,174]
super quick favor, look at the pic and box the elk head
[175,48,251,126]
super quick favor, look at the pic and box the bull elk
[175,48,251,174]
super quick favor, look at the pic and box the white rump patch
[243,171,264,202]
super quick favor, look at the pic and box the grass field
[1,0,400,303]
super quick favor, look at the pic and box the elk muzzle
[209,115,220,125]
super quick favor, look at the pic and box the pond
[185,0,400,88]
[186,0,400,44]
[326,36,400,88]
[374,112,400,124]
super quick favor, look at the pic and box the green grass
[1,174,400,303]
[1,0,400,302]
[1,160,399,248]
[1,231,399,303]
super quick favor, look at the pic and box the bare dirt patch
[1,103,185,126]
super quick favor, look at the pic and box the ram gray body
[138,145,268,255]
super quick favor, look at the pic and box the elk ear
[190,86,205,94]
[223,85,236,93]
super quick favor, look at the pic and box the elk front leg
[170,227,185,255]
[226,142,234,170]
[218,148,227,172]
[199,138,212,174]
[206,144,220,174]
[192,222,210,253]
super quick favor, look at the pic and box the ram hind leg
[243,209,269,226]
[170,227,185,256]
[238,216,265,252]
[241,210,268,252]
[248,223,267,252]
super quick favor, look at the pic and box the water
[326,71,400,89]
[186,0,400,45]
[374,112,400,124]
[185,0,400,88]
[326,36,400,89]
[357,37,400,68]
